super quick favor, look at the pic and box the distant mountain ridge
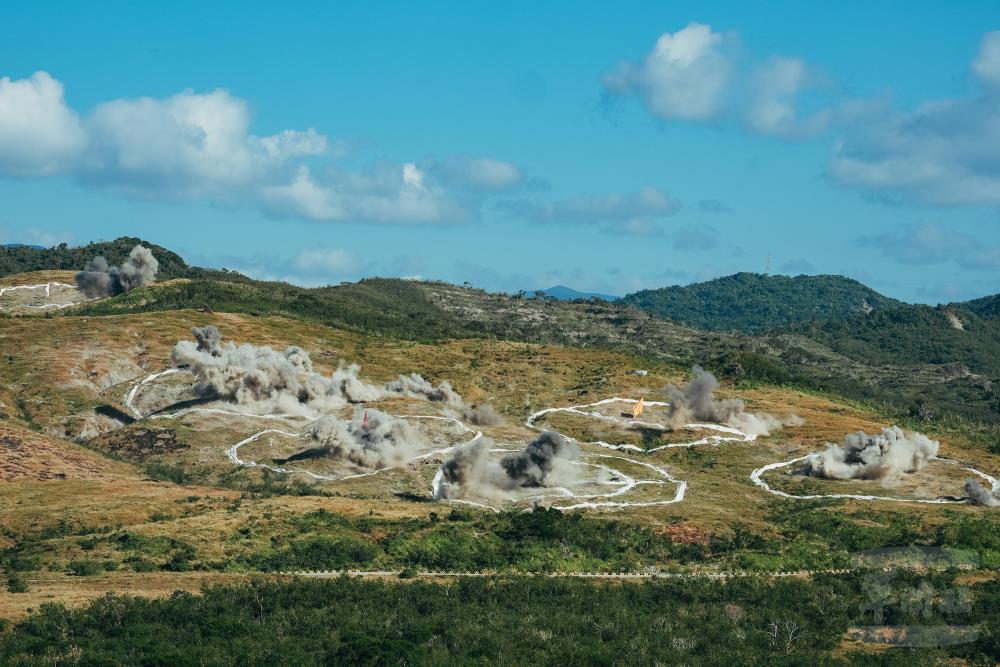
[533,285,620,302]
[621,272,902,332]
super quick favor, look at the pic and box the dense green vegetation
[3,574,998,665]
[0,237,195,281]
[5,506,997,578]
[73,277,487,342]
[621,272,901,332]
[791,304,1000,377]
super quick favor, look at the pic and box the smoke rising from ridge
[964,478,1000,507]
[75,244,159,298]
[661,366,800,435]
[435,431,580,500]
[801,426,939,481]
[309,408,424,469]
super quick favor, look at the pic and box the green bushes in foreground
[2,575,998,665]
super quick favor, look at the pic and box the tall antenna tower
[765,254,772,275]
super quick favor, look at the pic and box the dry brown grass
[0,270,77,288]
[0,306,997,612]
[0,571,257,621]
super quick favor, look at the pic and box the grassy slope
[0,310,997,613]
[5,236,994,420]
[34,275,990,424]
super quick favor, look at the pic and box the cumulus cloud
[601,23,832,138]
[857,224,1000,270]
[830,32,1000,205]
[429,156,523,191]
[0,72,86,176]
[746,56,831,138]
[0,72,512,224]
[602,22,735,121]
[503,186,679,234]
[972,31,1000,88]
[260,163,471,224]
[291,248,361,275]
[82,88,293,197]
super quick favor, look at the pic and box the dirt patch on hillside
[91,426,189,461]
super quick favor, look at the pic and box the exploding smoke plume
[386,373,463,406]
[385,372,503,425]
[309,408,424,469]
[801,426,939,481]
[964,478,1000,507]
[171,326,383,415]
[435,431,580,500]
[661,366,800,435]
[193,325,222,356]
[75,244,159,298]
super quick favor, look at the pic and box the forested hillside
[0,237,194,281]
[621,272,901,332]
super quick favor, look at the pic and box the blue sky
[1,1,999,302]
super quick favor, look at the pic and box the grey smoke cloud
[171,328,500,425]
[75,244,159,298]
[662,366,800,436]
[385,372,503,426]
[435,430,580,500]
[309,407,424,469]
[193,324,222,356]
[171,326,383,415]
[964,478,1000,507]
[801,426,939,481]
[386,373,463,406]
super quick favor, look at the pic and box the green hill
[790,302,1000,382]
[0,237,195,281]
[621,273,901,332]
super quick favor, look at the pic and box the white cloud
[0,72,86,176]
[857,223,1000,270]
[262,166,346,220]
[292,248,360,275]
[261,164,469,224]
[602,23,734,121]
[0,71,512,224]
[826,31,1000,205]
[602,24,837,139]
[972,31,1000,88]
[83,89,276,196]
[431,156,522,191]
[746,57,830,138]
[507,186,678,225]
[831,99,1000,205]
[258,128,328,159]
